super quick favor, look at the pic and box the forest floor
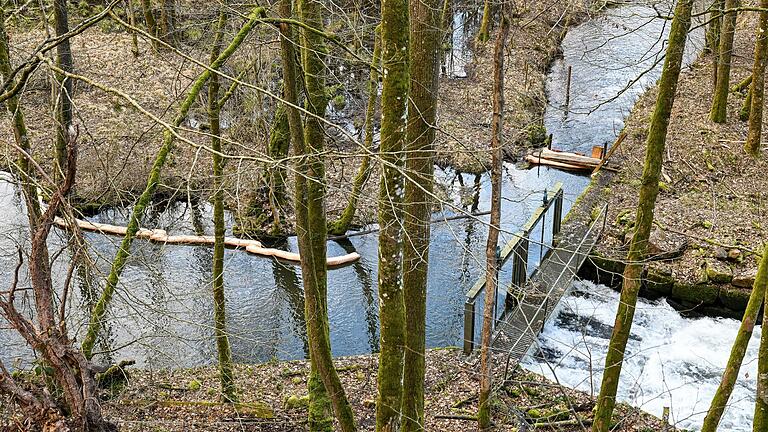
[0,0,592,233]
[90,348,667,431]
[583,8,767,314]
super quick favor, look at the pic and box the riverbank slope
[573,7,766,317]
[83,349,665,431]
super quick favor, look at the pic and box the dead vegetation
[83,348,666,431]
[589,6,766,312]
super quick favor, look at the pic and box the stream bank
[1,0,593,237]
[568,6,767,318]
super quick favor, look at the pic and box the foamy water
[522,281,758,431]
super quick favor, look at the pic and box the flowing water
[521,3,757,431]
[0,2,757,430]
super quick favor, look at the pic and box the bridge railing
[463,182,564,355]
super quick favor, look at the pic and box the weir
[462,181,608,370]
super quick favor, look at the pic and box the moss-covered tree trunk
[706,0,723,53]
[275,1,334,426]
[81,8,264,358]
[295,0,357,429]
[754,256,768,431]
[376,0,410,425]
[159,0,176,46]
[268,101,290,230]
[710,0,738,123]
[740,86,753,121]
[53,0,73,179]
[328,26,381,236]
[745,0,768,157]
[709,0,724,88]
[701,245,768,431]
[592,1,694,430]
[127,0,140,56]
[477,0,491,42]
[0,7,40,223]
[140,0,159,49]
[207,10,237,403]
[401,0,441,425]
[477,12,508,430]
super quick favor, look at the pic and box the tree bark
[478,0,492,42]
[754,253,768,431]
[159,0,176,45]
[294,0,357,429]
[745,0,768,156]
[268,101,290,227]
[701,244,768,431]
[208,10,237,403]
[0,7,40,224]
[275,2,334,427]
[376,0,410,425]
[477,12,508,431]
[127,0,140,56]
[710,0,724,89]
[740,86,753,121]
[140,0,159,49]
[328,26,381,236]
[81,8,265,358]
[401,0,441,425]
[710,0,738,123]
[592,1,694,430]
[53,0,74,180]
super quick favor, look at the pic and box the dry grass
[593,7,767,288]
[92,348,666,431]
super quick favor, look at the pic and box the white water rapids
[522,281,759,431]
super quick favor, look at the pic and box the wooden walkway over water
[463,182,607,371]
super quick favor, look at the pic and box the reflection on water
[0,162,586,369]
[545,3,704,150]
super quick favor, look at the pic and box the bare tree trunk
[0,74,113,428]
[701,244,768,431]
[127,0,140,56]
[477,12,508,431]
[401,0,442,425]
[328,26,381,236]
[709,0,724,89]
[592,1,694,430]
[53,0,73,179]
[81,8,265,358]
[376,0,410,424]
[208,10,237,403]
[710,0,738,123]
[295,0,357,429]
[745,0,768,156]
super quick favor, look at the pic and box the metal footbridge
[462,181,608,370]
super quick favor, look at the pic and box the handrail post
[463,299,475,355]
[552,188,563,242]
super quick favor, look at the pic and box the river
[0,1,757,431]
